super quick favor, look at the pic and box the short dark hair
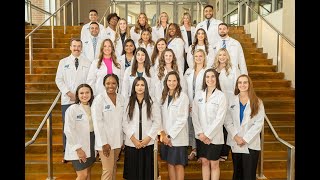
[89,9,98,14]
[107,13,120,23]
[204,4,214,10]
[218,22,229,28]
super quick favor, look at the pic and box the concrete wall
[28,0,45,25]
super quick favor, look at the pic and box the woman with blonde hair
[152,12,170,42]
[114,18,131,57]
[130,13,152,44]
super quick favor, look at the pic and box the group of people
[55,4,265,180]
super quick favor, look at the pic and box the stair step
[25,42,70,48]
[25,82,58,91]
[245,53,268,59]
[266,112,295,121]
[25,48,70,54]
[254,88,295,98]
[25,25,82,30]
[252,80,291,88]
[25,113,62,125]
[25,91,59,101]
[247,65,276,72]
[246,58,272,65]
[25,67,58,74]
[25,53,68,60]
[25,101,61,112]
[25,29,82,34]
[25,74,57,82]
[249,72,285,80]
[25,33,80,38]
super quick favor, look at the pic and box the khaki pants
[98,148,121,180]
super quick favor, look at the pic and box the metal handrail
[244,1,295,48]
[25,0,54,18]
[25,0,74,75]
[25,91,61,180]
[257,114,295,180]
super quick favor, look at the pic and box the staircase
[25,25,295,180]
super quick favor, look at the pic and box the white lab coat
[81,35,105,63]
[184,67,208,106]
[121,66,155,99]
[64,103,97,160]
[212,37,248,75]
[55,54,91,105]
[153,67,187,104]
[186,44,215,69]
[118,54,133,80]
[152,24,169,42]
[195,18,223,48]
[218,67,240,103]
[135,42,154,60]
[91,91,125,150]
[160,92,189,146]
[130,26,142,44]
[105,26,116,43]
[224,95,265,153]
[180,25,196,53]
[81,22,107,42]
[167,37,185,71]
[192,89,227,144]
[114,36,128,58]
[122,97,161,147]
[86,58,123,96]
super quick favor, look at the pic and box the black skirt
[71,132,96,171]
[160,143,188,166]
[123,145,154,180]
[196,139,223,161]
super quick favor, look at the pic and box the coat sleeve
[122,100,135,139]
[168,95,189,139]
[186,46,194,69]
[64,106,82,151]
[236,41,248,75]
[147,100,161,140]
[55,59,69,95]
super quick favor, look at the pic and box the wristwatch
[167,134,171,139]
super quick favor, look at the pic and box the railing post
[71,0,74,26]
[257,123,267,179]
[237,0,241,26]
[276,35,281,72]
[46,113,56,180]
[51,17,55,48]
[288,147,295,180]
[245,1,249,24]
[28,1,33,26]
[28,35,33,74]
[78,0,81,25]
[63,5,66,34]
[153,137,158,180]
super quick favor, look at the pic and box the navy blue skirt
[196,139,223,161]
[160,143,188,166]
[71,132,96,171]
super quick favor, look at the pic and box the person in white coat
[105,13,120,43]
[183,49,208,161]
[55,38,91,161]
[130,13,153,44]
[122,76,161,180]
[87,39,123,97]
[153,48,187,104]
[135,29,155,59]
[121,47,155,99]
[195,4,223,48]
[212,23,248,75]
[114,18,131,57]
[91,74,125,180]
[212,48,240,161]
[192,68,227,180]
[64,84,96,179]
[180,12,196,72]
[151,12,169,42]
[81,9,106,42]
[118,39,136,72]
[187,28,214,69]
[224,74,265,180]
[165,23,185,71]
[81,22,106,63]
[159,71,189,180]
[150,38,167,70]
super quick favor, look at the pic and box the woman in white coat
[64,84,96,180]
[150,38,167,71]
[152,12,169,42]
[224,74,265,180]
[87,39,123,97]
[212,48,240,161]
[91,74,125,180]
[121,47,155,99]
[118,39,136,73]
[130,13,152,44]
[135,29,155,59]
[192,68,227,180]
[183,49,208,160]
[165,23,185,71]
[114,18,131,57]
[122,76,161,180]
[187,28,214,69]
[153,48,187,104]
[159,71,189,180]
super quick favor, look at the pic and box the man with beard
[195,4,223,48]
[213,22,248,75]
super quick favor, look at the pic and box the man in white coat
[55,38,92,162]
[81,22,106,63]
[212,23,248,75]
[195,4,223,49]
[81,9,106,41]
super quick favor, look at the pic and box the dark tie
[75,58,79,70]
[222,40,226,49]
[207,20,210,30]
[92,37,97,57]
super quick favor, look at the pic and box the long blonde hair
[156,12,169,28]
[134,13,152,34]
[114,18,131,47]
[212,48,232,76]
[157,48,179,80]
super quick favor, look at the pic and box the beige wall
[29,0,45,25]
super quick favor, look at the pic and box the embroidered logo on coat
[76,114,83,119]
[105,105,110,109]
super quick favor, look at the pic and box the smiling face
[157,40,167,53]
[141,31,151,42]
[194,50,205,65]
[205,71,216,88]
[168,24,177,37]
[70,40,82,57]
[124,41,135,54]
[105,76,118,94]
[103,40,113,57]
[138,14,147,26]
[196,29,206,41]
[204,6,213,19]
[218,50,228,64]
[218,24,228,37]
[135,80,145,95]
[78,86,92,104]
[119,19,127,32]
[89,11,98,22]
[164,51,173,64]
[89,23,100,37]
[237,76,249,92]
[167,74,178,91]
[136,50,146,64]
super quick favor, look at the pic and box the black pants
[220,125,231,156]
[231,149,260,180]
